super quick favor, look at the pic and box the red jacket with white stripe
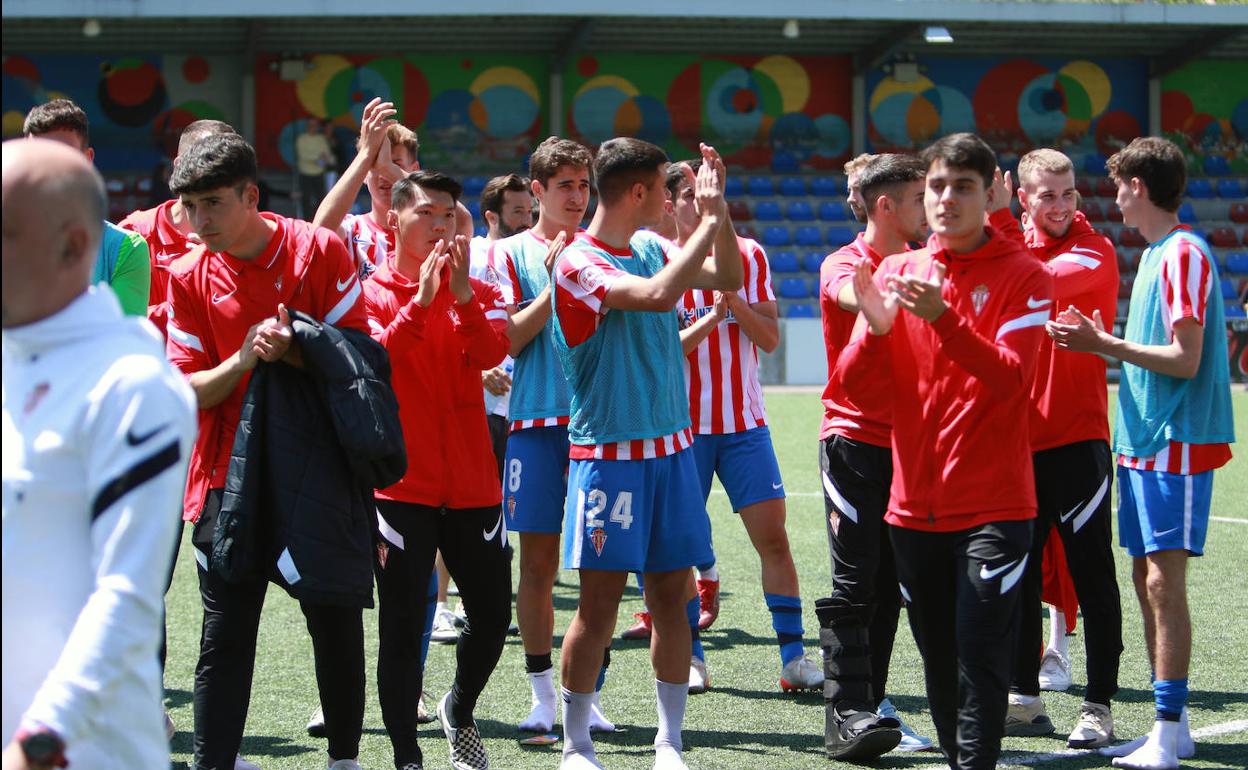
[872,229,1053,532]
[364,256,510,509]
[990,209,1118,452]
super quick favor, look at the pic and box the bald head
[2,137,106,327]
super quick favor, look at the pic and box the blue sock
[1154,678,1188,722]
[419,574,438,668]
[595,647,611,692]
[635,572,645,594]
[686,595,704,661]
[766,593,805,666]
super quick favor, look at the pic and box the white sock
[588,690,616,732]
[1013,693,1040,705]
[435,601,447,615]
[1102,708,1194,759]
[561,688,596,760]
[1111,719,1179,769]
[698,565,718,583]
[655,678,687,755]
[1050,607,1069,656]
[521,669,557,732]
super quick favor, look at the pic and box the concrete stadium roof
[5,1,1247,70]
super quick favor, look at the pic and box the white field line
[709,488,1248,524]
[911,718,1248,769]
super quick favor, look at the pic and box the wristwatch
[15,723,68,768]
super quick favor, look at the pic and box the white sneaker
[878,698,934,752]
[779,652,824,692]
[1004,692,1055,736]
[1110,719,1180,769]
[1068,701,1114,749]
[164,710,176,741]
[432,607,460,644]
[588,691,616,733]
[1101,709,1195,759]
[234,756,261,770]
[438,692,490,770]
[1038,647,1073,692]
[688,656,710,695]
[307,706,326,737]
[328,760,363,770]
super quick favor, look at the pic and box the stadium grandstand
[5,0,1247,383]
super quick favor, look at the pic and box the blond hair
[1017,148,1074,188]
[843,153,877,178]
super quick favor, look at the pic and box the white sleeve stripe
[368,319,385,334]
[996,309,1051,340]
[1050,253,1101,269]
[325,277,362,325]
[555,266,604,313]
[485,309,510,321]
[167,321,204,353]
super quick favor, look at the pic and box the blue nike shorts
[563,448,712,573]
[690,426,785,511]
[1117,465,1212,557]
[503,425,570,534]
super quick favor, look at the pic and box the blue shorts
[1117,465,1212,557]
[563,448,713,574]
[503,425,570,534]
[690,426,785,511]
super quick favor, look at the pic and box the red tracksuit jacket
[364,255,509,509]
[872,229,1054,532]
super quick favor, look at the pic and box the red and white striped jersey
[342,212,393,279]
[677,237,774,434]
[1118,228,1231,475]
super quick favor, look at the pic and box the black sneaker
[438,692,489,770]
[825,706,902,761]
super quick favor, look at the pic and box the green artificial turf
[166,389,1248,769]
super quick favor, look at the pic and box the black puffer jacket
[212,310,406,607]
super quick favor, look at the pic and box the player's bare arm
[1047,306,1204,379]
[506,231,566,355]
[725,294,779,353]
[691,145,744,292]
[187,320,265,409]
[679,291,727,354]
[314,97,395,235]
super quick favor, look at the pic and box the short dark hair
[859,154,927,215]
[480,173,529,215]
[529,136,594,187]
[920,132,996,189]
[23,99,89,147]
[391,170,462,211]
[169,133,257,196]
[594,137,668,206]
[664,159,702,197]
[177,120,237,158]
[1106,137,1186,213]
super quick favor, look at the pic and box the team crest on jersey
[507,495,516,519]
[578,264,606,294]
[22,382,50,416]
[376,541,389,569]
[971,284,990,315]
[485,265,501,286]
[590,527,607,557]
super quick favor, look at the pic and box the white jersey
[2,287,196,768]
[470,235,511,418]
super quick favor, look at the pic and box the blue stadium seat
[785,303,816,318]
[1204,156,1232,176]
[826,227,857,247]
[748,176,776,196]
[786,201,815,221]
[725,176,745,198]
[779,177,807,197]
[1225,252,1248,274]
[1217,179,1244,198]
[772,153,801,174]
[1186,179,1214,199]
[770,250,800,274]
[462,176,487,197]
[762,226,792,247]
[1178,202,1198,224]
[473,224,488,238]
[1221,278,1238,300]
[1227,304,1247,319]
[1084,153,1108,175]
[819,201,850,221]
[812,176,846,197]
[466,200,482,219]
[777,277,809,299]
[795,226,822,247]
[754,201,783,222]
[803,251,825,273]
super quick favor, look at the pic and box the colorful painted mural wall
[563,54,852,169]
[1160,59,1248,173]
[252,54,548,173]
[2,54,242,172]
[866,57,1148,172]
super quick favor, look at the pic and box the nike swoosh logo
[1152,526,1181,539]
[336,275,355,291]
[1026,296,1051,309]
[1070,246,1102,256]
[126,423,169,446]
[1060,503,1080,524]
[483,512,503,541]
[979,560,1018,581]
[211,290,235,304]
[772,481,784,490]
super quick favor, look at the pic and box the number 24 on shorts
[578,488,634,530]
